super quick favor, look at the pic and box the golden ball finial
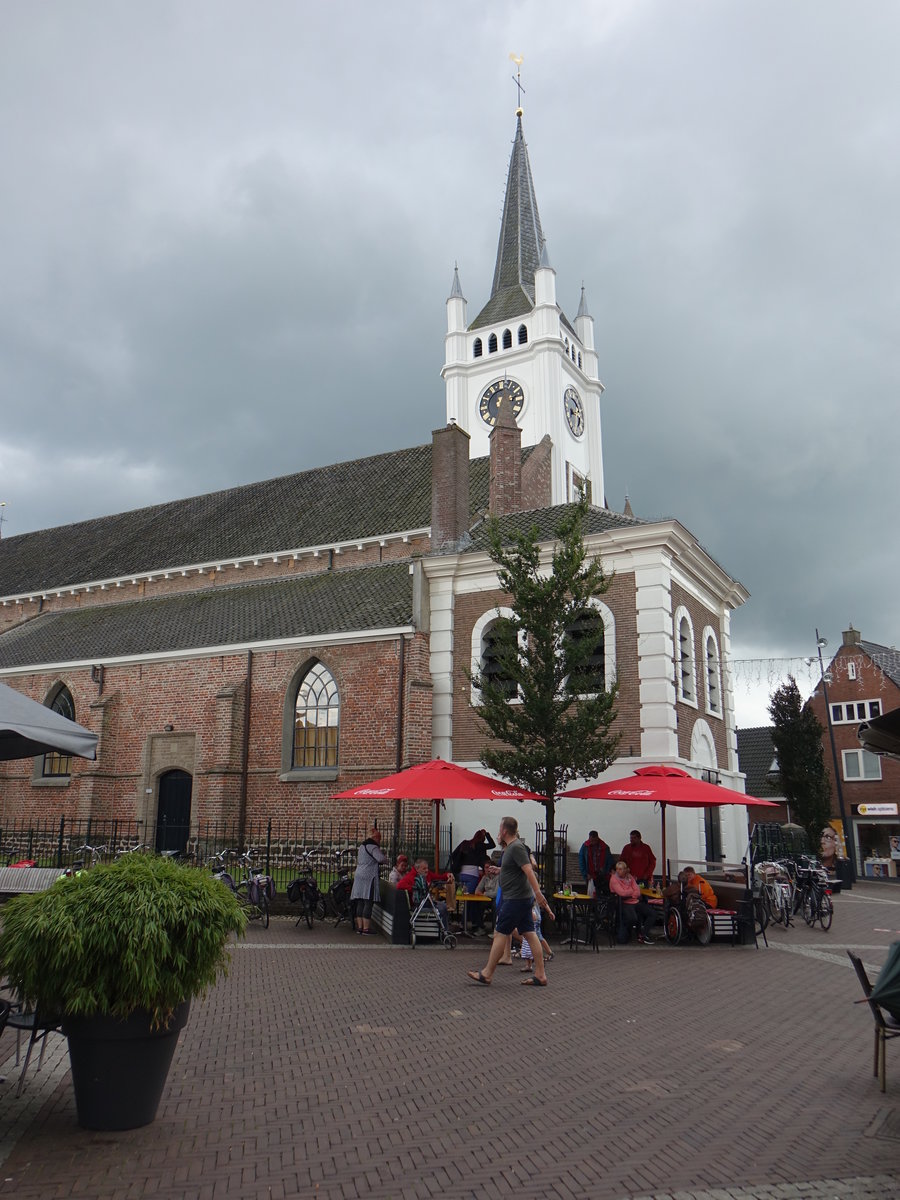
[516,106,523,117]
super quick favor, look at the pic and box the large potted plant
[0,853,246,1130]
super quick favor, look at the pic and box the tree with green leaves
[768,676,833,848]
[470,499,620,894]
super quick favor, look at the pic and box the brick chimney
[489,390,522,517]
[431,422,470,550]
[842,625,861,647]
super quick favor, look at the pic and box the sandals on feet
[467,970,492,986]
[521,976,548,987]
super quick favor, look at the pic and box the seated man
[620,830,656,885]
[678,866,717,908]
[398,859,455,931]
[609,860,657,944]
[578,830,613,891]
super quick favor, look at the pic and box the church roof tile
[0,445,507,597]
[0,563,414,669]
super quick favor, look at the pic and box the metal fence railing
[0,814,569,895]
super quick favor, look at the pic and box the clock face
[479,378,525,427]
[564,385,585,437]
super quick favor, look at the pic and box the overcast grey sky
[1,1,897,726]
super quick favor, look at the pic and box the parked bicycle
[206,850,275,928]
[287,859,326,928]
[324,866,353,927]
[755,860,794,928]
[59,843,108,877]
[796,855,833,931]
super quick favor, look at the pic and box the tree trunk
[543,795,556,896]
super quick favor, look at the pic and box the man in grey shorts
[467,815,552,988]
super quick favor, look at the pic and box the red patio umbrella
[333,759,545,868]
[559,765,778,884]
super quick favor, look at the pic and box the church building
[0,111,752,870]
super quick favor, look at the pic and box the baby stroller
[409,886,457,950]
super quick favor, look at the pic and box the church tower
[442,113,605,507]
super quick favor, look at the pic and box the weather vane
[509,53,524,116]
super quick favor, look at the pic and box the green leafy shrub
[0,854,246,1024]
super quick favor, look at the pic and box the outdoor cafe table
[553,892,593,950]
[454,891,493,936]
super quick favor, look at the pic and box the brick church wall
[451,572,641,765]
[0,630,435,836]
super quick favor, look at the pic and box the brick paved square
[1,884,899,1199]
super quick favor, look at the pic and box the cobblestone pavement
[0,884,898,1199]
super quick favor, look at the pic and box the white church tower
[442,112,606,507]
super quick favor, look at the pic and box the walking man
[467,816,553,988]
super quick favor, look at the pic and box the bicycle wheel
[802,891,816,927]
[819,892,833,931]
[259,893,270,929]
[664,907,683,945]
[303,895,314,929]
[760,886,775,927]
[314,897,326,921]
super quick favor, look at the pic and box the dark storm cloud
[1,1,897,722]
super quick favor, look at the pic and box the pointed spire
[576,284,590,319]
[623,494,634,518]
[539,239,552,269]
[449,263,465,300]
[471,115,545,328]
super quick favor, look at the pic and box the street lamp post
[816,629,856,881]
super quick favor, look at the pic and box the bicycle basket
[287,878,302,904]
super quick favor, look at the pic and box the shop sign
[856,803,899,817]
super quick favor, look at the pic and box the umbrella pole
[661,802,668,887]
[434,801,440,871]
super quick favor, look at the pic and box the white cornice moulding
[0,625,417,677]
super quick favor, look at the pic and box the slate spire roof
[471,116,548,330]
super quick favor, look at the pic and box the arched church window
[473,337,483,359]
[293,662,339,769]
[518,324,527,345]
[502,328,512,350]
[488,333,498,354]
[564,609,606,696]
[481,619,518,701]
[704,629,722,716]
[674,609,696,705]
[43,684,75,777]
[578,352,582,368]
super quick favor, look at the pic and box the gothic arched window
[292,662,339,769]
[518,324,528,345]
[488,332,498,354]
[473,337,483,359]
[42,685,75,777]
[502,328,512,350]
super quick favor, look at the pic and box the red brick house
[807,626,900,876]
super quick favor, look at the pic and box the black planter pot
[62,999,190,1130]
